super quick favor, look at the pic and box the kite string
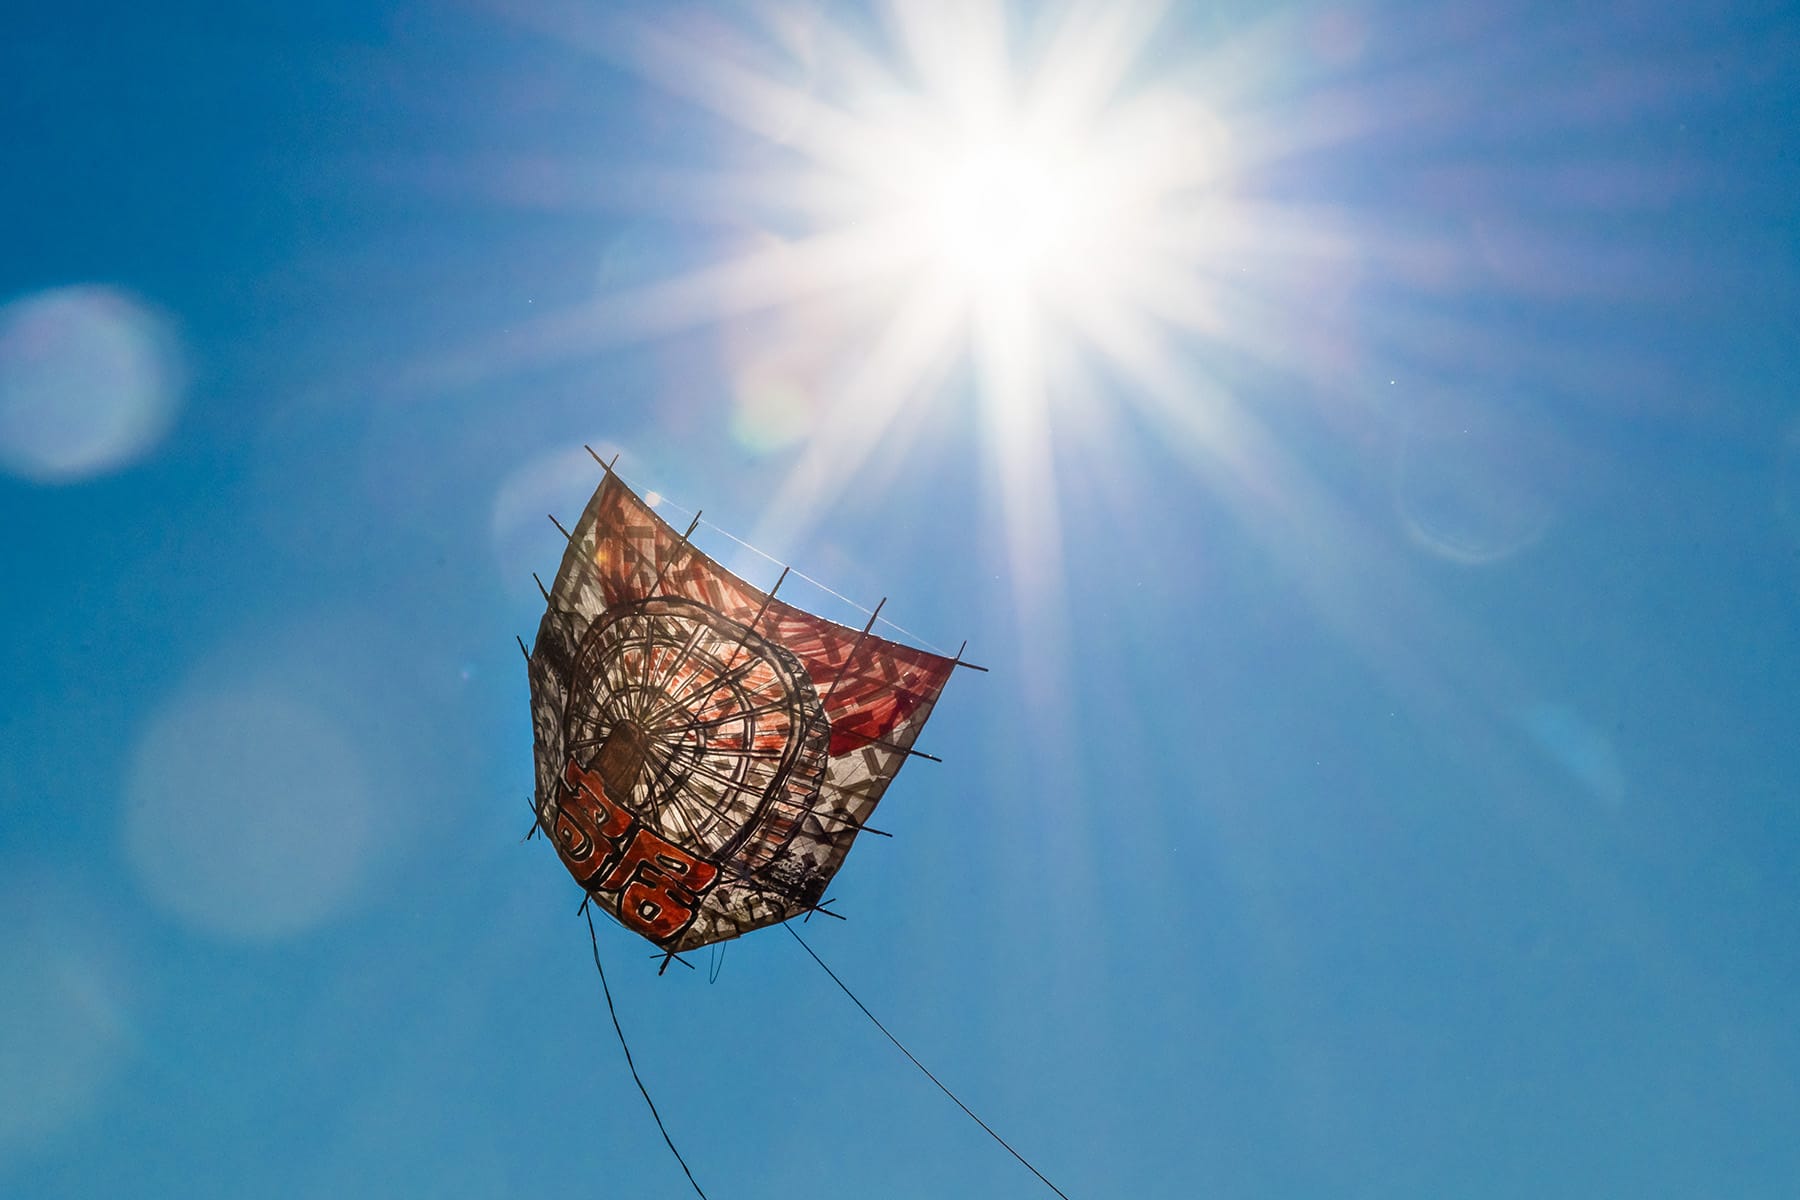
[585,908,710,1200]
[644,490,952,657]
[784,924,1073,1200]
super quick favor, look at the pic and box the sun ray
[399,220,913,394]
[755,273,968,542]
[974,288,1057,573]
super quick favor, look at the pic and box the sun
[806,19,1211,327]
[905,130,1104,299]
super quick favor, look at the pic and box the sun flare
[480,1,1252,655]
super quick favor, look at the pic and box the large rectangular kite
[527,465,956,952]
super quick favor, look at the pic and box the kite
[519,454,1074,1200]
[525,455,960,955]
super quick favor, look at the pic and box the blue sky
[4,1,1799,1196]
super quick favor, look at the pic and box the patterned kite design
[528,468,956,952]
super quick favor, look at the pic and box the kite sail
[526,459,957,953]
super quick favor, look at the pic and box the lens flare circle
[125,684,375,941]
[0,285,181,483]
[1396,405,1555,566]
[0,870,132,1162]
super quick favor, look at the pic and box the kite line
[633,484,952,656]
[784,925,1073,1200]
[585,908,709,1200]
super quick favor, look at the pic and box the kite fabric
[527,467,956,952]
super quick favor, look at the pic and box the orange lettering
[599,827,720,942]
[550,757,633,886]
